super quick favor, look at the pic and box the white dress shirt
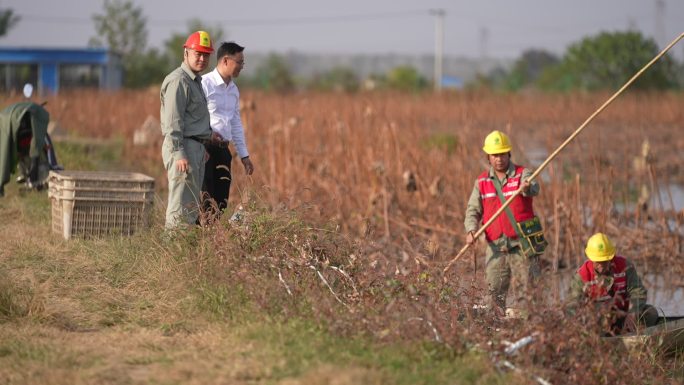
[201,68,249,159]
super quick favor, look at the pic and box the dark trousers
[202,142,232,215]
[45,133,62,170]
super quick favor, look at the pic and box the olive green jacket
[160,62,212,163]
[0,102,49,195]
[567,257,648,314]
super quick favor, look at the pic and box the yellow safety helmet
[482,130,512,155]
[584,233,616,262]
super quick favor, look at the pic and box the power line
[19,9,433,27]
[203,10,432,26]
[17,15,89,24]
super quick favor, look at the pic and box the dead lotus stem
[503,333,538,355]
[382,188,391,239]
[308,265,349,310]
[278,269,293,296]
[329,266,358,295]
[389,217,432,240]
[409,218,461,236]
[498,360,552,385]
[408,317,442,343]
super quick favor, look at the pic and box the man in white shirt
[201,41,254,216]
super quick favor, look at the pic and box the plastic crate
[48,170,155,240]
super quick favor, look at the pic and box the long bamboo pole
[443,32,684,275]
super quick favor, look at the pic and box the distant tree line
[482,31,682,92]
[83,0,431,92]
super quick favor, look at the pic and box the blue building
[0,47,122,95]
[441,75,464,90]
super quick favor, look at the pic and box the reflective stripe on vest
[478,165,535,242]
[577,255,630,312]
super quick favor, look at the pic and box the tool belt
[185,135,210,145]
[185,136,230,149]
[515,216,548,257]
[492,177,548,258]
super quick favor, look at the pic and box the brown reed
[6,89,681,274]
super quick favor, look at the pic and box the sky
[1,0,683,59]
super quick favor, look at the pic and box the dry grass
[5,89,678,273]
[0,181,517,385]
[0,89,683,384]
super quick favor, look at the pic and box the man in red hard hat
[160,31,214,228]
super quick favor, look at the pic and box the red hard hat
[184,31,214,53]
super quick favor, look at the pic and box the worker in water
[568,232,659,335]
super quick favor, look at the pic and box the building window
[59,64,101,89]
[0,64,38,93]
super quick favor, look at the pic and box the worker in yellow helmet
[568,233,658,335]
[464,130,547,314]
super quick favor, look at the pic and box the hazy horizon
[1,0,682,60]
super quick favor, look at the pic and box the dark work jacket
[0,102,49,194]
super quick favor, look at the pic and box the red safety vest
[478,165,535,242]
[577,256,629,312]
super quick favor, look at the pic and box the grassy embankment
[0,140,512,385]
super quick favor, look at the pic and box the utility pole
[655,0,665,48]
[430,9,445,92]
[626,17,637,32]
[480,27,489,61]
